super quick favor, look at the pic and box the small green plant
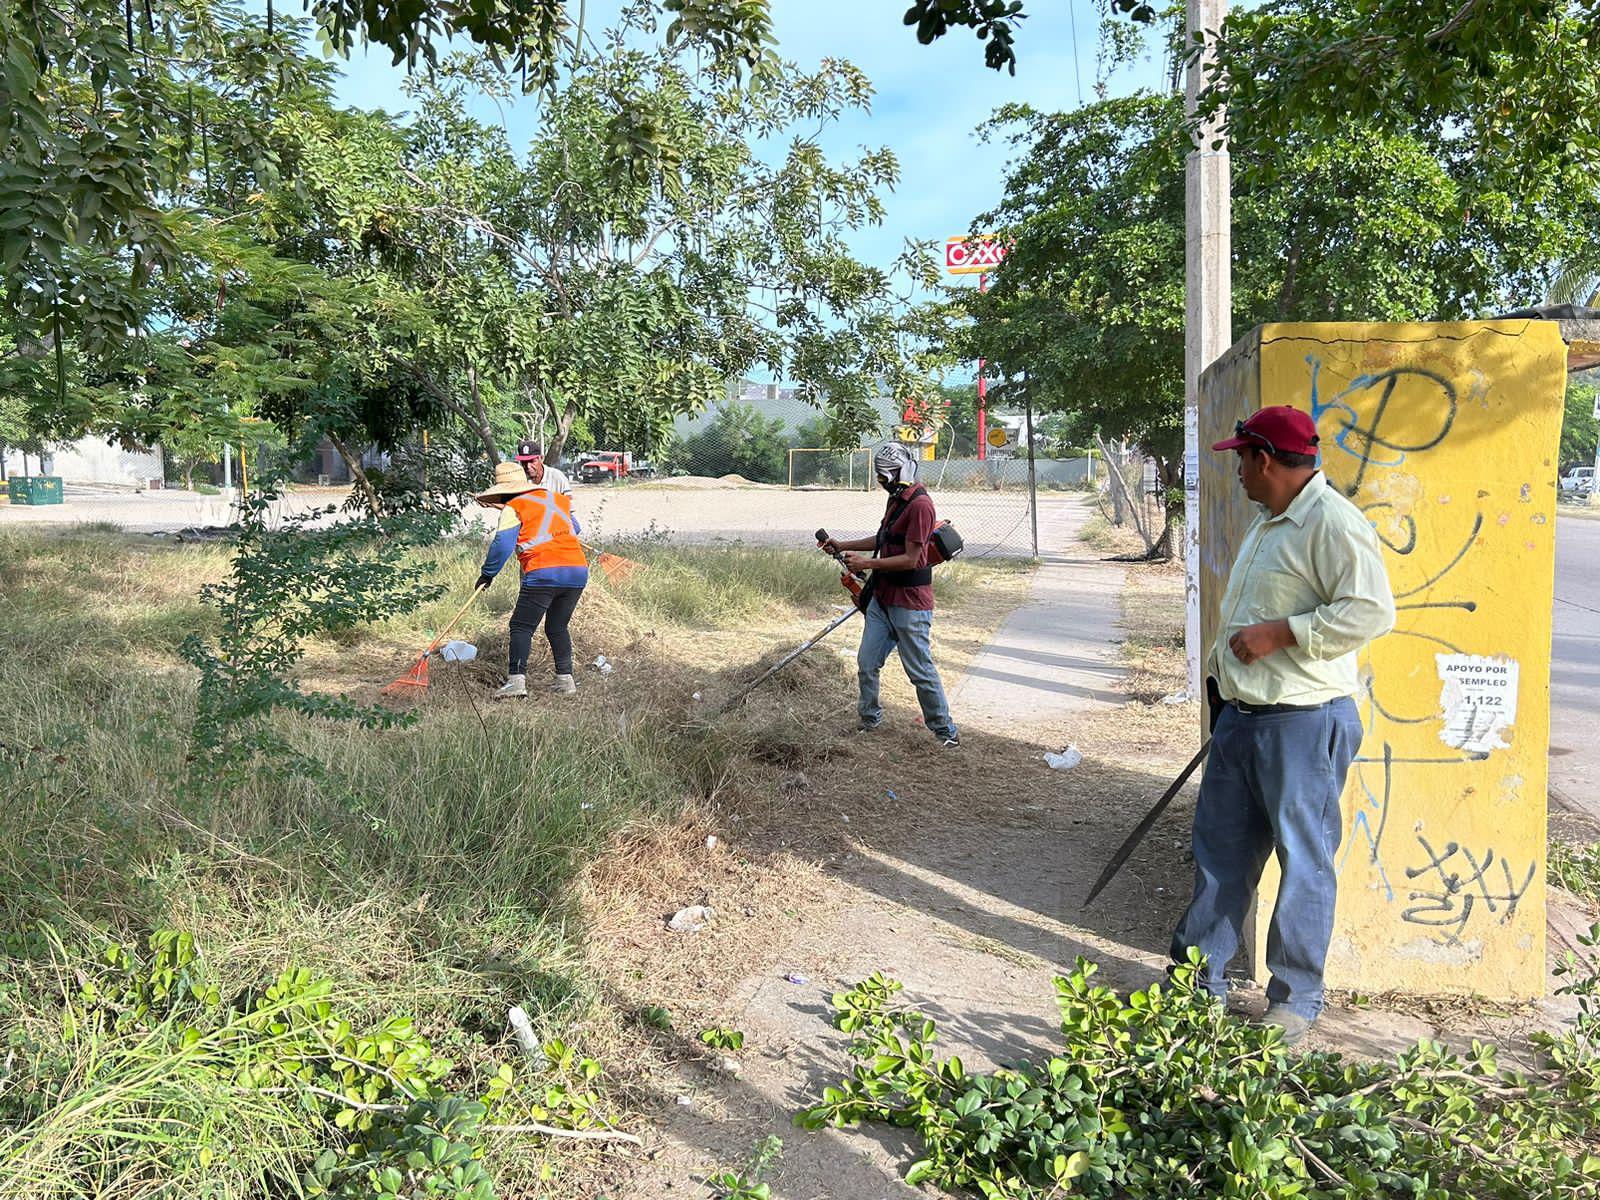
[799,944,1600,1199]
[0,927,630,1199]
[1551,840,1600,910]
[698,1026,746,1052]
[639,1005,673,1030]
[706,1134,782,1199]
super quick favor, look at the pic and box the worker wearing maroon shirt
[820,443,959,747]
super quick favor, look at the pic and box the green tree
[958,88,1600,557]
[0,0,1022,415]
[669,402,791,482]
[285,25,930,471]
[930,382,980,458]
[1203,0,1600,195]
[1562,379,1599,475]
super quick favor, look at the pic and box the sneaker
[551,673,577,696]
[1259,1004,1314,1046]
[494,674,528,699]
[856,718,883,733]
[939,734,961,749]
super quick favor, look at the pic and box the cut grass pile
[0,525,918,1198]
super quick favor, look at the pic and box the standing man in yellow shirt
[1171,406,1394,1045]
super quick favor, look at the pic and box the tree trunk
[1096,435,1152,552]
[403,360,499,463]
[183,462,195,491]
[550,407,578,464]
[328,432,380,515]
[1145,452,1182,562]
[467,366,500,464]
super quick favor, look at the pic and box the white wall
[3,438,163,488]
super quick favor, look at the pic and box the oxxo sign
[945,236,1007,275]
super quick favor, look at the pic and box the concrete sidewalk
[952,497,1127,730]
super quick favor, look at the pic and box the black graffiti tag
[1402,835,1536,944]
[1315,366,1458,497]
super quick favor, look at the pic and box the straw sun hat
[475,461,540,504]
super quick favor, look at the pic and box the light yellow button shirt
[1209,474,1396,707]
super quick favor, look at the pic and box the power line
[1068,1,1084,106]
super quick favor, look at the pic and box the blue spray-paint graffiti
[1306,354,1460,497]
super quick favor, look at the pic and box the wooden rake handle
[423,586,485,658]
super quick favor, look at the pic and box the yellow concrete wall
[1199,321,1567,999]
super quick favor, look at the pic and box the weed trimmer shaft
[712,529,866,714]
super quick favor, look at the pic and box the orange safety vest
[507,489,587,575]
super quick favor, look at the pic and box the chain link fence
[556,396,1101,560]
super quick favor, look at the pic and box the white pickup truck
[1560,465,1595,494]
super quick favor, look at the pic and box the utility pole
[977,272,990,462]
[1184,0,1232,699]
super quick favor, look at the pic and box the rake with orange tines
[579,540,643,583]
[381,585,485,697]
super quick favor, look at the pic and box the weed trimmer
[381,583,486,697]
[713,529,869,715]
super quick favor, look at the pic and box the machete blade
[1082,738,1211,907]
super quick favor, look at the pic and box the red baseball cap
[1212,406,1319,456]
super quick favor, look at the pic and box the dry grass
[0,524,1039,1198]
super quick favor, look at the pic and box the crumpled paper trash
[666,904,714,933]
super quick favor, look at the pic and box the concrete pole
[1184,0,1232,699]
[976,272,989,462]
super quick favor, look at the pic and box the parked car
[631,459,657,479]
[578,451,633,483]
[1560,465,1595,494]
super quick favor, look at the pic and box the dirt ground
[0,478,1063,560]
[572,511,1597,1200]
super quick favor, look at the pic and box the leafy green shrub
[181,495,448,787]
[800,942,1600,1199]
[0,928,627,1200]
[1551,841,1600,910]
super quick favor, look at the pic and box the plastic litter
[439,640,477,663]
[784,973,809,985]
[666,904,715,933]
[1161,690,1190,705]
[593,654,614,674]
[507,1006,544,1065]
[1044,746,1084,771]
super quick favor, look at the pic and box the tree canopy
[955,53,1600,551]
[2,2,937,508]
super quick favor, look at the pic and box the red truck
[577,451,655,483]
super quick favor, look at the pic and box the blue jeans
[856,599,956,741]
[1170,697,1364,1019]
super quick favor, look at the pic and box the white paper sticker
[1436,654,1518,753]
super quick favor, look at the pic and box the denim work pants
[1170,697,1364,1019]
[856,598,956,741]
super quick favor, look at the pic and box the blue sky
[322,2,1172,281]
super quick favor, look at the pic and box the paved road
[1553,515,1600,827]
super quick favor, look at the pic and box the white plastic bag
[1044,746,1083,771]
[439,640,477,663]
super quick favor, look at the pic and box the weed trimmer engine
[815,528,869,610]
